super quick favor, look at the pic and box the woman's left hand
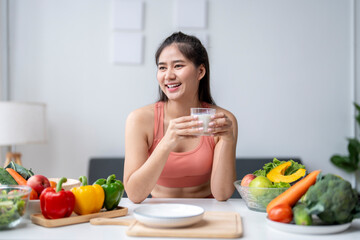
[208,112,234,141]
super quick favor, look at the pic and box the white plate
[133,203,204,228]
[25,199,41,219]
[266,218,351,235]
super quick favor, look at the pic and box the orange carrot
[6,168,38,199]
[6,168,27,185]
[266,170,321,214]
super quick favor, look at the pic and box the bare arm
[124,109,169,203]
[209,110,238,201]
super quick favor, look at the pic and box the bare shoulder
[210,105,237,123]
[126,103,155,126]
[126,103,156,142]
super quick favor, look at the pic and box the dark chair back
[88,157,127,197]
[88,157,302,199]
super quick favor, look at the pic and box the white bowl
[133,203,204,228]
[49,178,81,191]
[25,199,41,219]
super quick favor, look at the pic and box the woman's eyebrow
[158,60,186,65]
[173,60,186,64]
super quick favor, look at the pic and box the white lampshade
[0,102,46,146]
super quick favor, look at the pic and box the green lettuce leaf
[5,161,34,180]
[253,158,305,180]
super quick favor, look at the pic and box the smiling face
[157,44,205,102]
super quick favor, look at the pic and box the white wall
[4,0,357,184]
[0,0,7,99]
[0,0,7,161]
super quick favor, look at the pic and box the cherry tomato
[268,204,293,223]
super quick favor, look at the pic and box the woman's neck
[164,100,202,119]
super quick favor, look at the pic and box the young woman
[124,32,238,203]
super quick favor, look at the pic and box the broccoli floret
[304,174,359,224]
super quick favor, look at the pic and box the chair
[232,158,302,198]
[88,157,302,199]
[88,157,127,197]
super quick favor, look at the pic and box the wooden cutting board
[31,206,128,228]
[91,211,243,238]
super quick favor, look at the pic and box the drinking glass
[190,108,216,135]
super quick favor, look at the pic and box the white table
[1,198,359,240]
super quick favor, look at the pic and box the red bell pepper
[40,177,75,219]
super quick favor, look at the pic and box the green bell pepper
[94,174,124,211]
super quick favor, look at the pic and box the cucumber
[293,203,313,225]
[0,168,18,185]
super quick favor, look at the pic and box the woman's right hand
[162,115,203,149]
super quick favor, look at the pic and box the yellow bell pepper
[267,161,306,183]
[71,176,105,215]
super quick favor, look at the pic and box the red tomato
[268,204,293,223]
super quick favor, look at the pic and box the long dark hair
[155,32,215,105]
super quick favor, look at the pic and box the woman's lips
[166,83,182,92]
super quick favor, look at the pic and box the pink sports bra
[148,101,215,188]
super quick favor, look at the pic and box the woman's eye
[174,65,183,69]
[158,66,166,70]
